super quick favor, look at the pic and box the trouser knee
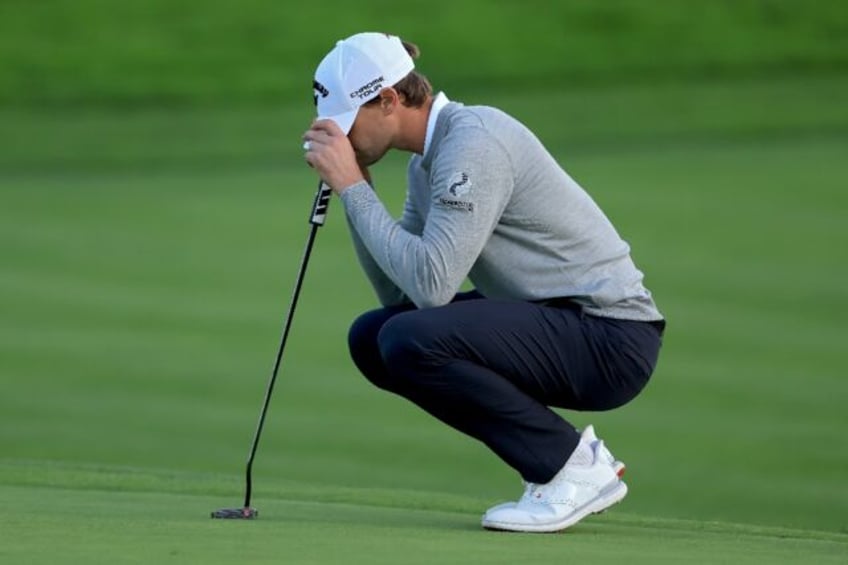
[377,312,444,384]
[348,307,408,393]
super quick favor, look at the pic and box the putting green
[2,462,846,565]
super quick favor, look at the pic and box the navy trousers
[348,291,664,484]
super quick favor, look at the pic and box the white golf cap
[312,33,415,134]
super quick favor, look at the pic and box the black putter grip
[310,183,332,226]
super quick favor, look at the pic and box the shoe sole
[481,480,628,533]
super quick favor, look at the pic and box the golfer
[303,32,665,532]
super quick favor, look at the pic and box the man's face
[347,95,395,167]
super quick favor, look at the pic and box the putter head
[211,507,258,519]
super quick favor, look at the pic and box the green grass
[2,462,846,565]
[1,59,847,565]
[2,0,847,106]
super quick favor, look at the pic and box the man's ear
[379,88,400,114]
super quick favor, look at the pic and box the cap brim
[318,108,359,135]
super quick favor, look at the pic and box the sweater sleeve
[341,130,513,308]
[345,191,424,306]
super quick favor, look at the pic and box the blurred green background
[1,1,847,560]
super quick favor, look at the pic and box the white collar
[422,92,450,157]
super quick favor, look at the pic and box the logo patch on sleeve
[447,172,472,197]
[439,171,474,212]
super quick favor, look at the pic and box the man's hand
[303,120,365,194]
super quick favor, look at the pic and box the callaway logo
[313,80,329,106]
[448,172,472,197]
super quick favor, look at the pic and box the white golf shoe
[481,439,628,533]
[581,424,626,478]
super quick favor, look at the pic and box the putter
[212,182,332,520]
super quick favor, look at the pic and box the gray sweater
[340,101,662,321]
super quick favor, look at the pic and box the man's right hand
[303,119,366,195]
